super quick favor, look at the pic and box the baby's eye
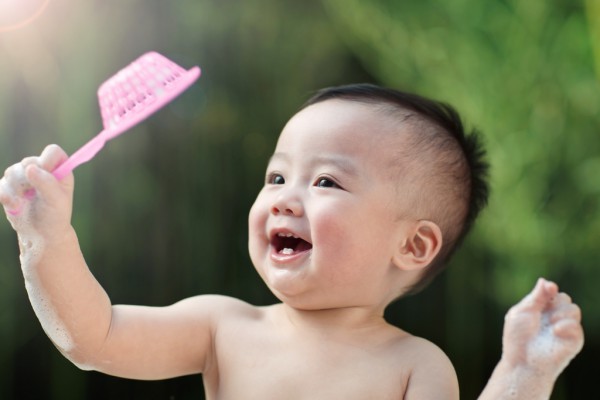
[315,177,340,189]
[267,173,285,185]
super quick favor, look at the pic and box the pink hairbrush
[5,52,199,216]
[52,51,201,180]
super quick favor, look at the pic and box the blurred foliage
[0,0,597,399]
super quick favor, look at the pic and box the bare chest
[203,326,410,400]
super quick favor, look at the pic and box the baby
[0,84,583,399]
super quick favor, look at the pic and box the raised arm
[478,278,584,400]
[0,144,216,379]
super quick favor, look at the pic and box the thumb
[25,164,63,205]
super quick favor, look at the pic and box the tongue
[295,240,312,252]
[278,238,312,255]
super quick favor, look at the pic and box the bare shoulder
[171,294,261,321]
[391,333,459,400]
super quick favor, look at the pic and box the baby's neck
[274,303,391,338]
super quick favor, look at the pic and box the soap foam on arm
[1,146,114,363]
[0,210,72,355]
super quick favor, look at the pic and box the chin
[263,282,320,310]
[269,287,347,311]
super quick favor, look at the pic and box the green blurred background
[0,0,598,398]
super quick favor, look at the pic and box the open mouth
[271,232,312,256]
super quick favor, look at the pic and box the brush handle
[52,133,108,180]
[6,133,108,216]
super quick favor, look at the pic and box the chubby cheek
[248,195,268,263]
[312,205,390,280]
[311,209,360,274]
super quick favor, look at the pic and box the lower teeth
[281,248,294,255]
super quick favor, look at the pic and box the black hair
[302,83,489,296]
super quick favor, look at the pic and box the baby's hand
[0,144,74,238]
[501,278,584,380]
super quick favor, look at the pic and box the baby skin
[0,99,583,399]
[479,278,584,399]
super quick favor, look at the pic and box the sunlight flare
[0,0,51,32]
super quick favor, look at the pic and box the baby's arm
[478,278,584,400]
[0,145,217,379]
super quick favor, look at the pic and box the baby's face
[248,100,416,310]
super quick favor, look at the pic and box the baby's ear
[392,220,442,271]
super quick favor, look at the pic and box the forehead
[275,100,405,162]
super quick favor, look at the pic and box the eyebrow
[268,152,359,176]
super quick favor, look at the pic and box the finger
[4,164,22,181]
[20,156,39,167]
[0,178,16,207]
[24,164,60,203]
[550,303,582,325]
[541,279,559,299]
[516,278,558,313]
[0,178,23,214]
[552,292,572,305]
[553,319,584,345]
[3,164,31,195]
[38,144,68,172]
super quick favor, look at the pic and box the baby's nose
[271,194,303,217]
